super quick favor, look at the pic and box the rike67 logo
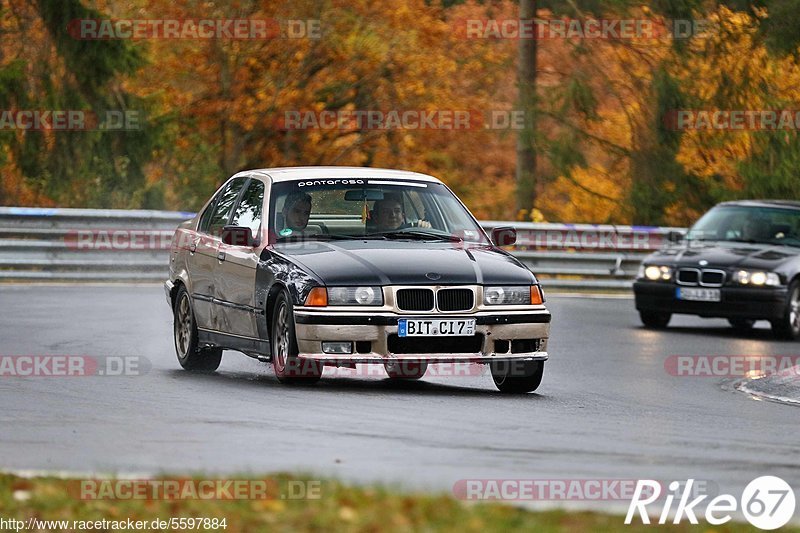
[626,476,796,530]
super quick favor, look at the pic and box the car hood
[648,241,798,270]
[271,240,537,286]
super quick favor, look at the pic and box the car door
[214,177,265,339]
[192,176,248,331]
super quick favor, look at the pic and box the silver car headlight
[639,264,673,281]
[327,286,383,305]
[484,286,540,305]
[734,270,780,286]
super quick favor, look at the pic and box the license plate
[398,319,476,337]
[676,287,721,302]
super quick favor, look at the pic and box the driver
[373,195,431,231]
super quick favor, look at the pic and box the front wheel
[771,281,800,340]
[490,360,544,393]
[271,291,322,384]
[640,311,671,329]
[173,286,222,372]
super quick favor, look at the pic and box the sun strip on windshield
[366,180,428,187]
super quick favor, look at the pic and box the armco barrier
[0,207,684,290]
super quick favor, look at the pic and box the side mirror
[491,226,517,246]
[221,225,257,247]
[666,230,685,243]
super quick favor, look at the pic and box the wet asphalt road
[1,285,798,514]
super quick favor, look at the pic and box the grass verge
[0,473,792,532]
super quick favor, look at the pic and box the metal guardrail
[0,207,684,290]
[481,221,684,290]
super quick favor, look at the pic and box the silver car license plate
[676,287,721,302]
[398,318,476,337]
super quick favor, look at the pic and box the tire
[271,291,322,384]
[384,361,428,380]
[728,318,755,330]
[173,286,222,372]
[771,280,800,340]
[490,360,544,393]
[639,311,671,329]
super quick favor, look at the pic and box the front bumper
[633,281,787,320]
[292,309,550,364]
[164,280,175,308]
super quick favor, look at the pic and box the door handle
[217,251,226,262]
[189,238,199,253]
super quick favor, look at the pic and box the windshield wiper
[725,238,766,245]
[736,238,800,249]
[364,230,463,242]
[276,233,353,242]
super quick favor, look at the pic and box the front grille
[677,269,700,285]
[437,288,474,311]
[701,270,725,287]
[396,289,434,311]
[388,334,484,354]
[677,268,726,287]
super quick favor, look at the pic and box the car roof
[234,166,442,184]
[717,200,800,210]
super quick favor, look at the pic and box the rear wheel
[173,286,222,372]
[728,318,755,330]
[771,281,800,340]
[271,291,322,384]
[490,360,544,393]
[384,361,428,380]
[639,311,671,329]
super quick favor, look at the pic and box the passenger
[281,192,312,232]
[741,217,770,242]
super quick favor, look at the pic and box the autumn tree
[0,0,161,208]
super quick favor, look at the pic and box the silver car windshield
[687,205,800,247]
[269,179,489,244]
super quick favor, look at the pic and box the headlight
[327,286,383,306]
[484,286,535,305]
[640,265,673,281]
[734,270,780,286]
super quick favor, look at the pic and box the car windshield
[687,205,800,247]
[269,178,490,244]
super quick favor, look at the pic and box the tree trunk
[516,0,537,215]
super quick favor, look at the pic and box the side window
[197,199,217,234]
[230,179,265,238]
[207,177,247,237]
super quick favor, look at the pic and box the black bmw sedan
[634,200,800,339]
[165,167,551,392]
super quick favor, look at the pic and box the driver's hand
[416,220,432,228]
